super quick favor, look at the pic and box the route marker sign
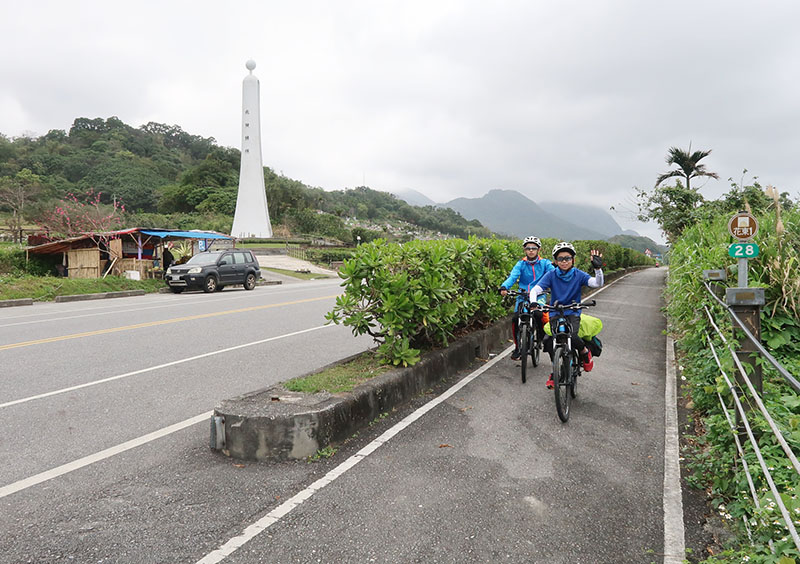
[729,242,759,258]
[728,212,759,240]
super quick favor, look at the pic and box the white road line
[0,281,341,327]
[0,324,335,409]
[0,412,212,500]
[664,337,686,562]
[195,347,513,564]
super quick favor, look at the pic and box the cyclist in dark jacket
[531,242,604,389]
[499,236,555,360]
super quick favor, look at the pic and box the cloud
[2,0,800,245]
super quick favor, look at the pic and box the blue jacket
[534,268,592,316]
[501,257,555,310]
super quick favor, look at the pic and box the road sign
[728,212,759,240]
[729,242,759,258]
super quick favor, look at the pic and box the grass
[0,274,165,302]
[284,351,390,394]
[263,267,331,280]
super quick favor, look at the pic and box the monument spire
[231,59,273,239]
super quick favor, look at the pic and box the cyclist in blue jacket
[531,242,604,389]
[499,236,555,360]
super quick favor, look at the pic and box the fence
[285,244,307,261]
[701,279,800,553]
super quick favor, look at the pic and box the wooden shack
[27,228,234,279]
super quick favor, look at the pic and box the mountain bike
[541,300,596,422]
[505,289,543,384]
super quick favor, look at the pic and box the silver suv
[165,250,261,293]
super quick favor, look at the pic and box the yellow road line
[0,294,339,351]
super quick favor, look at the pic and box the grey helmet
[551,241,576,258]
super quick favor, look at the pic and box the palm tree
[655,145,719,191]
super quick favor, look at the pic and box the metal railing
[700,280,800,554]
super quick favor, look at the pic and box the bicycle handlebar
[539,299,596,313]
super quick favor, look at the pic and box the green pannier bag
[543,313,603,338]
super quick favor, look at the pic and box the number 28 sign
[729,242,759,258]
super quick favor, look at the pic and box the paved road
[0,268,671,563]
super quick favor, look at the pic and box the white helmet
[523,236,541,248]
[552,241,576,258]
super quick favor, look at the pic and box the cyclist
[499,236,555,360]
[530,242,604,389]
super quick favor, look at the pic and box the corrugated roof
[26,228,232,254]
[139,230,232,239]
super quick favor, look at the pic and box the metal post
[737,258,748,288]
[725,288,765,437]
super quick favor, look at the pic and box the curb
[212,315,513,462]
[54,290,146,303]
[0,298,33,308]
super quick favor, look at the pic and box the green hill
[0,117,492,243]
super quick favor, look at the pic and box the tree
[36,189,126,238]
[635,145,720,243]
[0,169,43,242]
[655,145,719,192]
[636,180,704,243]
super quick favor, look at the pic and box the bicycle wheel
[570,351,579,399]
[518,324,529,384]
[553,348,571,422]
[530,323,540,367]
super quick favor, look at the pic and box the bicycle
[540,300,597,422]
[505,289,544,384]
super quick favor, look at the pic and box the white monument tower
[231,60,273,239]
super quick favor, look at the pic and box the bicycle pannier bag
[587,335,603,357]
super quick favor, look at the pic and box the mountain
[442,189,610,240]
[607,234,668,257]
[538,202,625,238]
[391,188,437,208]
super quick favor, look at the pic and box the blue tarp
[140,230,232,240]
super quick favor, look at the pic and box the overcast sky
[3,0,799,244]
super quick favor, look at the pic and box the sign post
[725,212,764,422]
[727,212,759,288]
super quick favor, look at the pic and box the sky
[2,0,800,244]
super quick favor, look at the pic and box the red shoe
[583,350,593,372]
[546,374,554,389]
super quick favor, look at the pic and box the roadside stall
[26,228,234,279]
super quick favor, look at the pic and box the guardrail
[701,279,800,554]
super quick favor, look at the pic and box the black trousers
[511,309,545,348]
[543,315,588,362]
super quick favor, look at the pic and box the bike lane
[203,268,669,564]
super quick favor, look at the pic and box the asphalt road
[0,268,671,563]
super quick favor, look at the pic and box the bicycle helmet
[552,241,576,258]
[523,236,541,248]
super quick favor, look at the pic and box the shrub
[0,246,55,276]
[326,237,651,366]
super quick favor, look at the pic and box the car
[165,249,261,293]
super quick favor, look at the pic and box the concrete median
[212,315,512,462]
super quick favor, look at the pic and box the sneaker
[510,349,521,361]
[546,374,554,389]
[583,350,593,372]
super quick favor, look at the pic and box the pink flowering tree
[37,190,127,242]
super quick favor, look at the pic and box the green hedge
[305,247,355,265]
[326,237,653,366]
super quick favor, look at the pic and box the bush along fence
[325,236,655,367]
[666,202,800,562]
